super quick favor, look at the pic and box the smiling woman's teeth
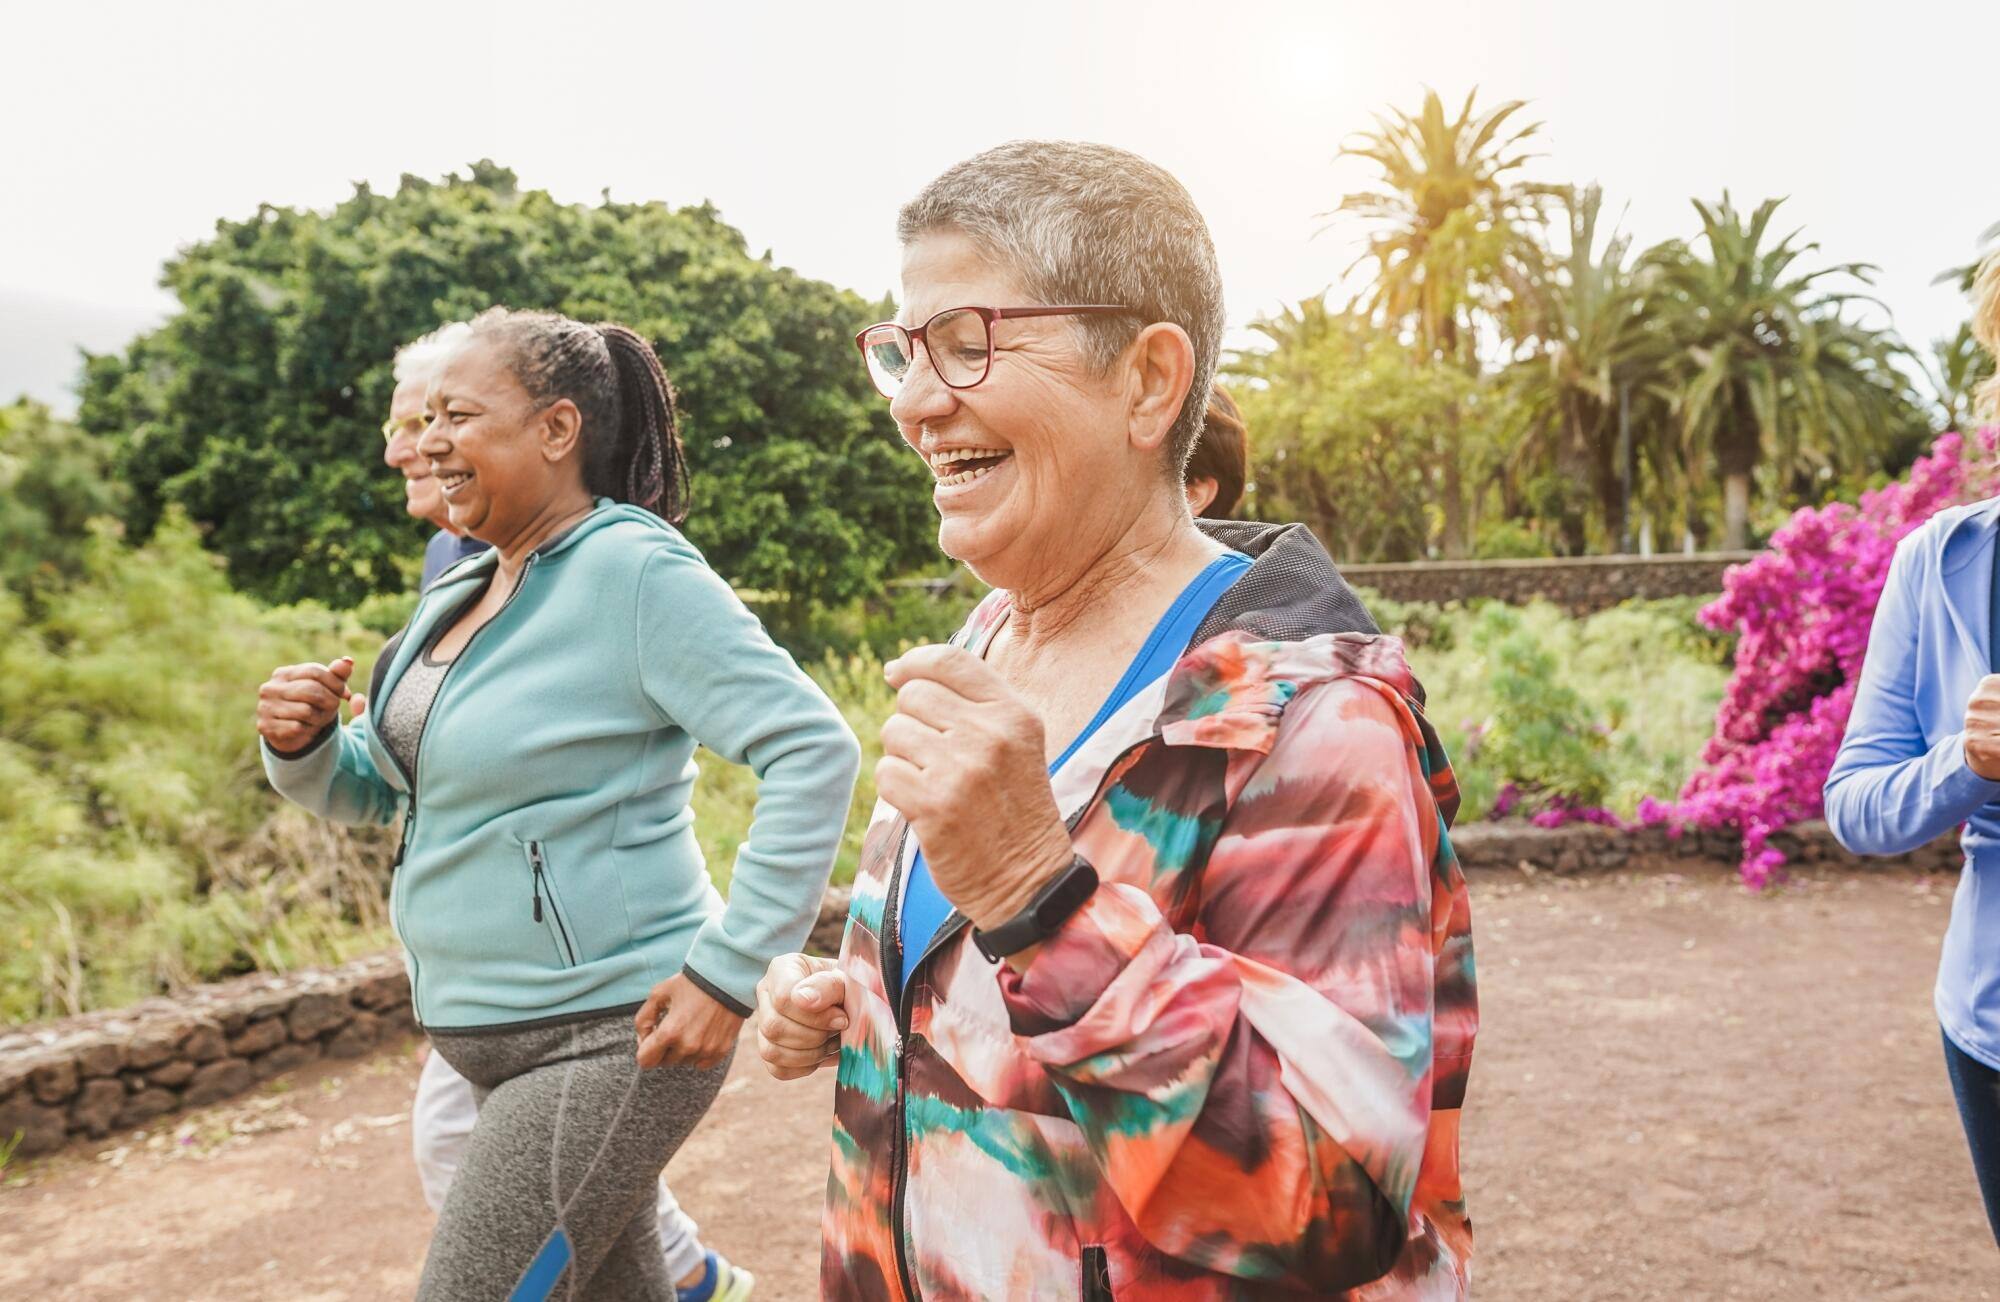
[938,463,996,487]
[441,472,473,492]
[931,448,1009,487]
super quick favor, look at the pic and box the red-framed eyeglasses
[853,305,1132,399]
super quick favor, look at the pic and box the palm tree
[1334,88,1552,364]
[1643,195,1920,549]
[1506,185,1673,553]
[1931,324,1996,435]
[1332,88,1554,556]
[1929,220,2000,431]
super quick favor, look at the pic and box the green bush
[1472,517,1550,560]
[1354,586,1456,652]
[0,513,396,1023]
[1455,604,1612,814]
[1413,598,1728,821]
[0,400,126,607]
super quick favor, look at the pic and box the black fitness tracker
[972,855,1100,962]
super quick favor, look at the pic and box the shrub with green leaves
[0,512,396,1023]
[1379,598,1729,822]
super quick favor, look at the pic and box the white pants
[410,1045,708,1282]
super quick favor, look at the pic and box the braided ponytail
[464,307,692,524]
[596,324,692,524]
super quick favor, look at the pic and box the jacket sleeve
[998,678,1444,1292]
[260,717,401,827]
[1824,533,1999,855]
[635,539,863,1016]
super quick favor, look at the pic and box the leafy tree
[1232,300,1512,561]
[78,162,933,609]
[1641,195,1926,549]
[0,399,127,604]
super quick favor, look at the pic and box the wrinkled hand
[754,953,848,1081]
[1966,675,2000,780]
[877,645,1074,930]
[634,974,743,1071]
[257,657,359,754]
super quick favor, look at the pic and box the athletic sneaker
[678,1251,753,1302]
[711,1257,754,1302]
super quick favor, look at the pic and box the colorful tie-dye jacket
[821,523,1477,1300]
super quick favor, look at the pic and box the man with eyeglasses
[380,323,755,1302]
[381,323,487,592]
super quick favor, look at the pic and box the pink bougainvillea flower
[1649,429,2000,885]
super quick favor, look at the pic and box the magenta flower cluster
[1639,430,2000,885]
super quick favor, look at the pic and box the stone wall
[1,819,1955,1161]
[0,953,414,1160]
[1448,818,1962,877]
[1340,552,1760,615]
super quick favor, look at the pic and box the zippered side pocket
[524,840,579,968]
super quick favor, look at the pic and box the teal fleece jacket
[261,501,861,1029]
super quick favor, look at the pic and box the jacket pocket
[1081,1245,1113,1301]
[523,840,579,968]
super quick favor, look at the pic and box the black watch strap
[972,856,1099,963]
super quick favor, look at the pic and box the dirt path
[4,865,1997,1300]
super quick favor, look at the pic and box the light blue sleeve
[1824,533,1999,854]
[261,715,402,828]
[635,538,863,1014]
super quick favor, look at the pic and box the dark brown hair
[464,308,692,524]
[1186,384,1248,518]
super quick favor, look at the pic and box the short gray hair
[897,141,1224,474]
[391,321,473,385]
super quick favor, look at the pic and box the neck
[1000,494,1218,660]
[491,492,597,580]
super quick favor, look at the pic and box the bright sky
[4,0,1997,413]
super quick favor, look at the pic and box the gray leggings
[417,1008,731,1302]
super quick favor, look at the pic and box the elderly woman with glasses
[754,142,1477,1301]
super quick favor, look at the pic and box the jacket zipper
[877,736,1148,1301]
[879,823,921,1302]
[527,840,578,966]
[386,554,541,1024]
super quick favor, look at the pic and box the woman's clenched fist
[257,656,358,755]
[1966,674,2000,780]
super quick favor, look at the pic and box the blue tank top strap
[897,550,1252,986]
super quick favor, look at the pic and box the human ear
[1125,323,1196,456]
[540,398,584,463]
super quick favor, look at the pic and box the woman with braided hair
[254,308,859,1299]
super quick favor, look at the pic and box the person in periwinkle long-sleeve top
[1825,249,2000,1245]
[253,308,859,1300]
